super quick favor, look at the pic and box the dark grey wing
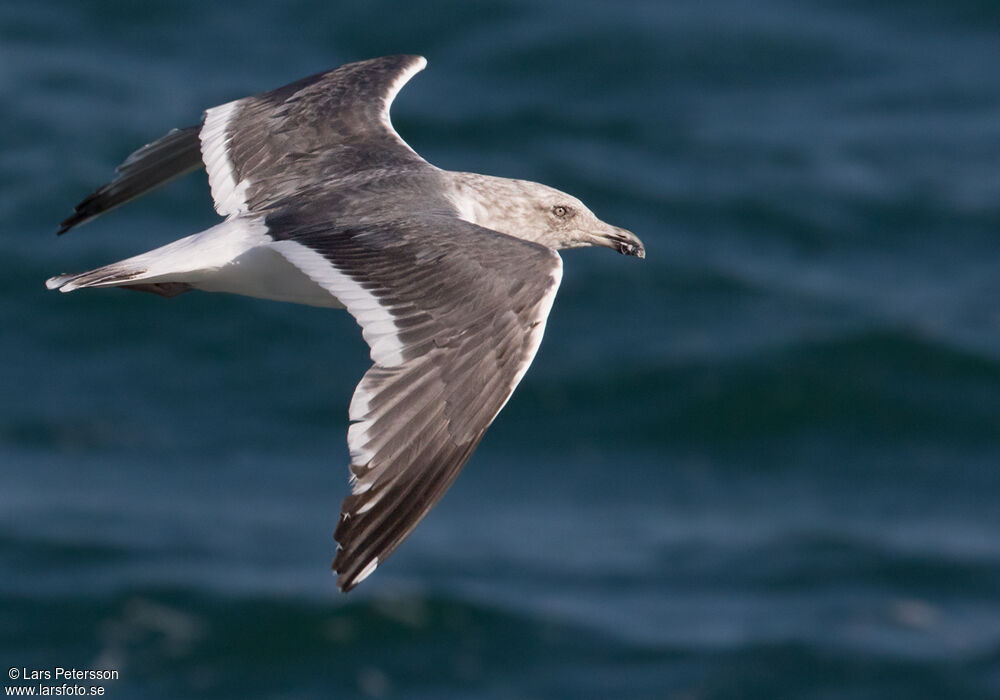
[200,54,429,216]
[265,210,563,591]
[59,55,428,232]
[58,125,203,234]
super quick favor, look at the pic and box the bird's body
[48,55,643,591]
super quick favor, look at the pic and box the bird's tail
[46,262,150,293]
[45,225,225,296]
[45,261,192,297]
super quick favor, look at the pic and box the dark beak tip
[615,241,645,259]
[605,226,644,258]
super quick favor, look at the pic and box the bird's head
[529,185,644,258]
[449,174,645,258]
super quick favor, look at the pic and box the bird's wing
[200,54,429,216]
[58,126,203,233]
[264,208,563,591]
[58,55,428,233]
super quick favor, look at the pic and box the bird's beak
[600,225,645,258]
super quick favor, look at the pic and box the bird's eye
[552,205,570,218]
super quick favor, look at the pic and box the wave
[3,583,998,699]
[505,327,1000,451]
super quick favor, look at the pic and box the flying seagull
[47,55,644,591]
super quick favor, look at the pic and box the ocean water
[3,0,1000,698]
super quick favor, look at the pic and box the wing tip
[379,55,428,112]
[383,54,426,70]
[58,198,99,235]
[56,217,74,235]
[405,55,428,82]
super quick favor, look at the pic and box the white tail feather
[46,218,270,293]
[46,218,344,308]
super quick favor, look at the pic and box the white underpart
[381,56,427,156]
[47,218,346,309]
[200,99,250,217]
[55,233,412,472]
[46,218,267,290]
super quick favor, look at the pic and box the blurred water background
[2,1,999,698]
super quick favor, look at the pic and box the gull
[47,55,645,591]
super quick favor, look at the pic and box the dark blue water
[3,1,1000,698]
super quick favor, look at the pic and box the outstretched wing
[58,125,203,233]
[58,55,428,233]
[265,208,563,591]
[200,54,428,216]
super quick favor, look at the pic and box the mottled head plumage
[445,172,644,257]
